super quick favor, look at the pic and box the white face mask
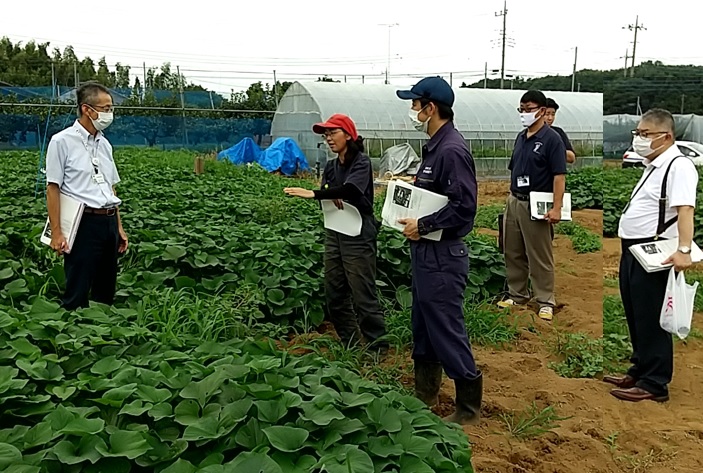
[519,110,540,128]
[88,107,114,131]
[632,135,665,157]
[409,107,430,134]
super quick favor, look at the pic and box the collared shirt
[46,120,121,209]
[509,124,567,194]
[551,125,574,152]
[321,152,374,216]
[414,122,477,240]
[618,144,698,240]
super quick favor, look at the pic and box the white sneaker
[538,306,553,321]
[497,299,516,309]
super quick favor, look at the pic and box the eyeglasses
[323,129,343,137]
[631,130,667,139]
[517,106,542,113]
[88,104,115,113]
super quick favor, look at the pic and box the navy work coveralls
[411,122,478,380]
[320,152,387,347]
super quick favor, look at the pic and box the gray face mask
[409,105,430,133]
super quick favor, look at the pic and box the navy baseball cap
[396,76,455,107]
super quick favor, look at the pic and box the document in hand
[381,180,448,241]
[40,193,85,253]
[629,239,703,273]
[320,200,362,237]
[529,192,572,221]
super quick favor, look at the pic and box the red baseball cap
[312,114,358,141]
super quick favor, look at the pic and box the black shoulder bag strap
[621,166,657,215]
[655,155,684,239]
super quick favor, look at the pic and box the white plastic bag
[659,268,699,340]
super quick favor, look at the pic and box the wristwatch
[677,246,691,254]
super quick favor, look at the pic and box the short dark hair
[346,135,365,157]
[520,90,547,107]
[419,98,454,121]
[76,81,111,116]
[641,108,675,134]
[546,98,559,110]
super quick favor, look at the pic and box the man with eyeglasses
[605,108,698,403]
[498,90,567,322]
[545,98,576,164]
[46,81,128,310]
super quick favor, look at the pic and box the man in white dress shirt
[605,108,698,402]
[46,81,128,310]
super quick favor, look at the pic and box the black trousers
[410,239,478,381]
[324,215,387,347]
[619,238,673,396]
[62,213,120,311]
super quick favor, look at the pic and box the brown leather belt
[84,207,117,216]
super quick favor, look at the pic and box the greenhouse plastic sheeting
[260,137,310,175]
[378,143,421,176]
[217,137,262,164]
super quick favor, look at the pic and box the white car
[622,141,703,167]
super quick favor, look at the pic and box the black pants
[324,215,387,347]
[62,213,120,311]
[619,238,673,396]
[410,239,478,381]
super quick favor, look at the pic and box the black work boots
[443,370,483,425]
[414,362,443,407]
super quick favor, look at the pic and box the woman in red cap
[284,114,388,353]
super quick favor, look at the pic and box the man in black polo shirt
[498,90,567,321]
[396,76,482,425]
[545,98,576,164]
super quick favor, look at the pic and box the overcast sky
[3,0,702,95]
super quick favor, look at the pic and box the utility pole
[621,49,630,78]
[379,23,399,84]
[495,0,508,89]
[449,72,453,87]
[273,70,279,108]
[623,15,646,77]
[176,65,188,146]
[571,47,578,92]
[484,62,487,88]
[681,94,685,114]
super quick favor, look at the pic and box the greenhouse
[271,81,603,175]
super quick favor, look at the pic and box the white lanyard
[75,126,106,184]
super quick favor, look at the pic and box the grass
[499,402,571,439]
[554,221,602,254]
[547,331,603,378]
[474,204,504,231]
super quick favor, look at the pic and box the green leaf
[160,458,197,473]
[119,399,153,417]
[179,370,226,407]
[53,436,107,465]
[235,417,266,450]
[399,454,435,472]
[51,385,76,401]
[0,267,13,280]
[148,402,173,421]
[95,430,150,459]
[262,426,309,453]
[0,443,22,468]
[366,398,402,433]
[227,451,284,473]
[136,385,172,404]
[266,288,285,306]
[301,403,345,426]
[256,400,288,423]
[163,245,187,261]
[90,356,125,375]
[57,416,105,436]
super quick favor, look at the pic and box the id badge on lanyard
[77,129,106,184]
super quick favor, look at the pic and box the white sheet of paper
[40,193,86,252]
[381,180,448,241]
[321,200,362,237]
[529,191,572,221]
[629,239,703,273]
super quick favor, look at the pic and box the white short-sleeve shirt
[618,144,699,240]
[45,120,122,209]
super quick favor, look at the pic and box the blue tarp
[217,137,262,164]
[259,137,310,175]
